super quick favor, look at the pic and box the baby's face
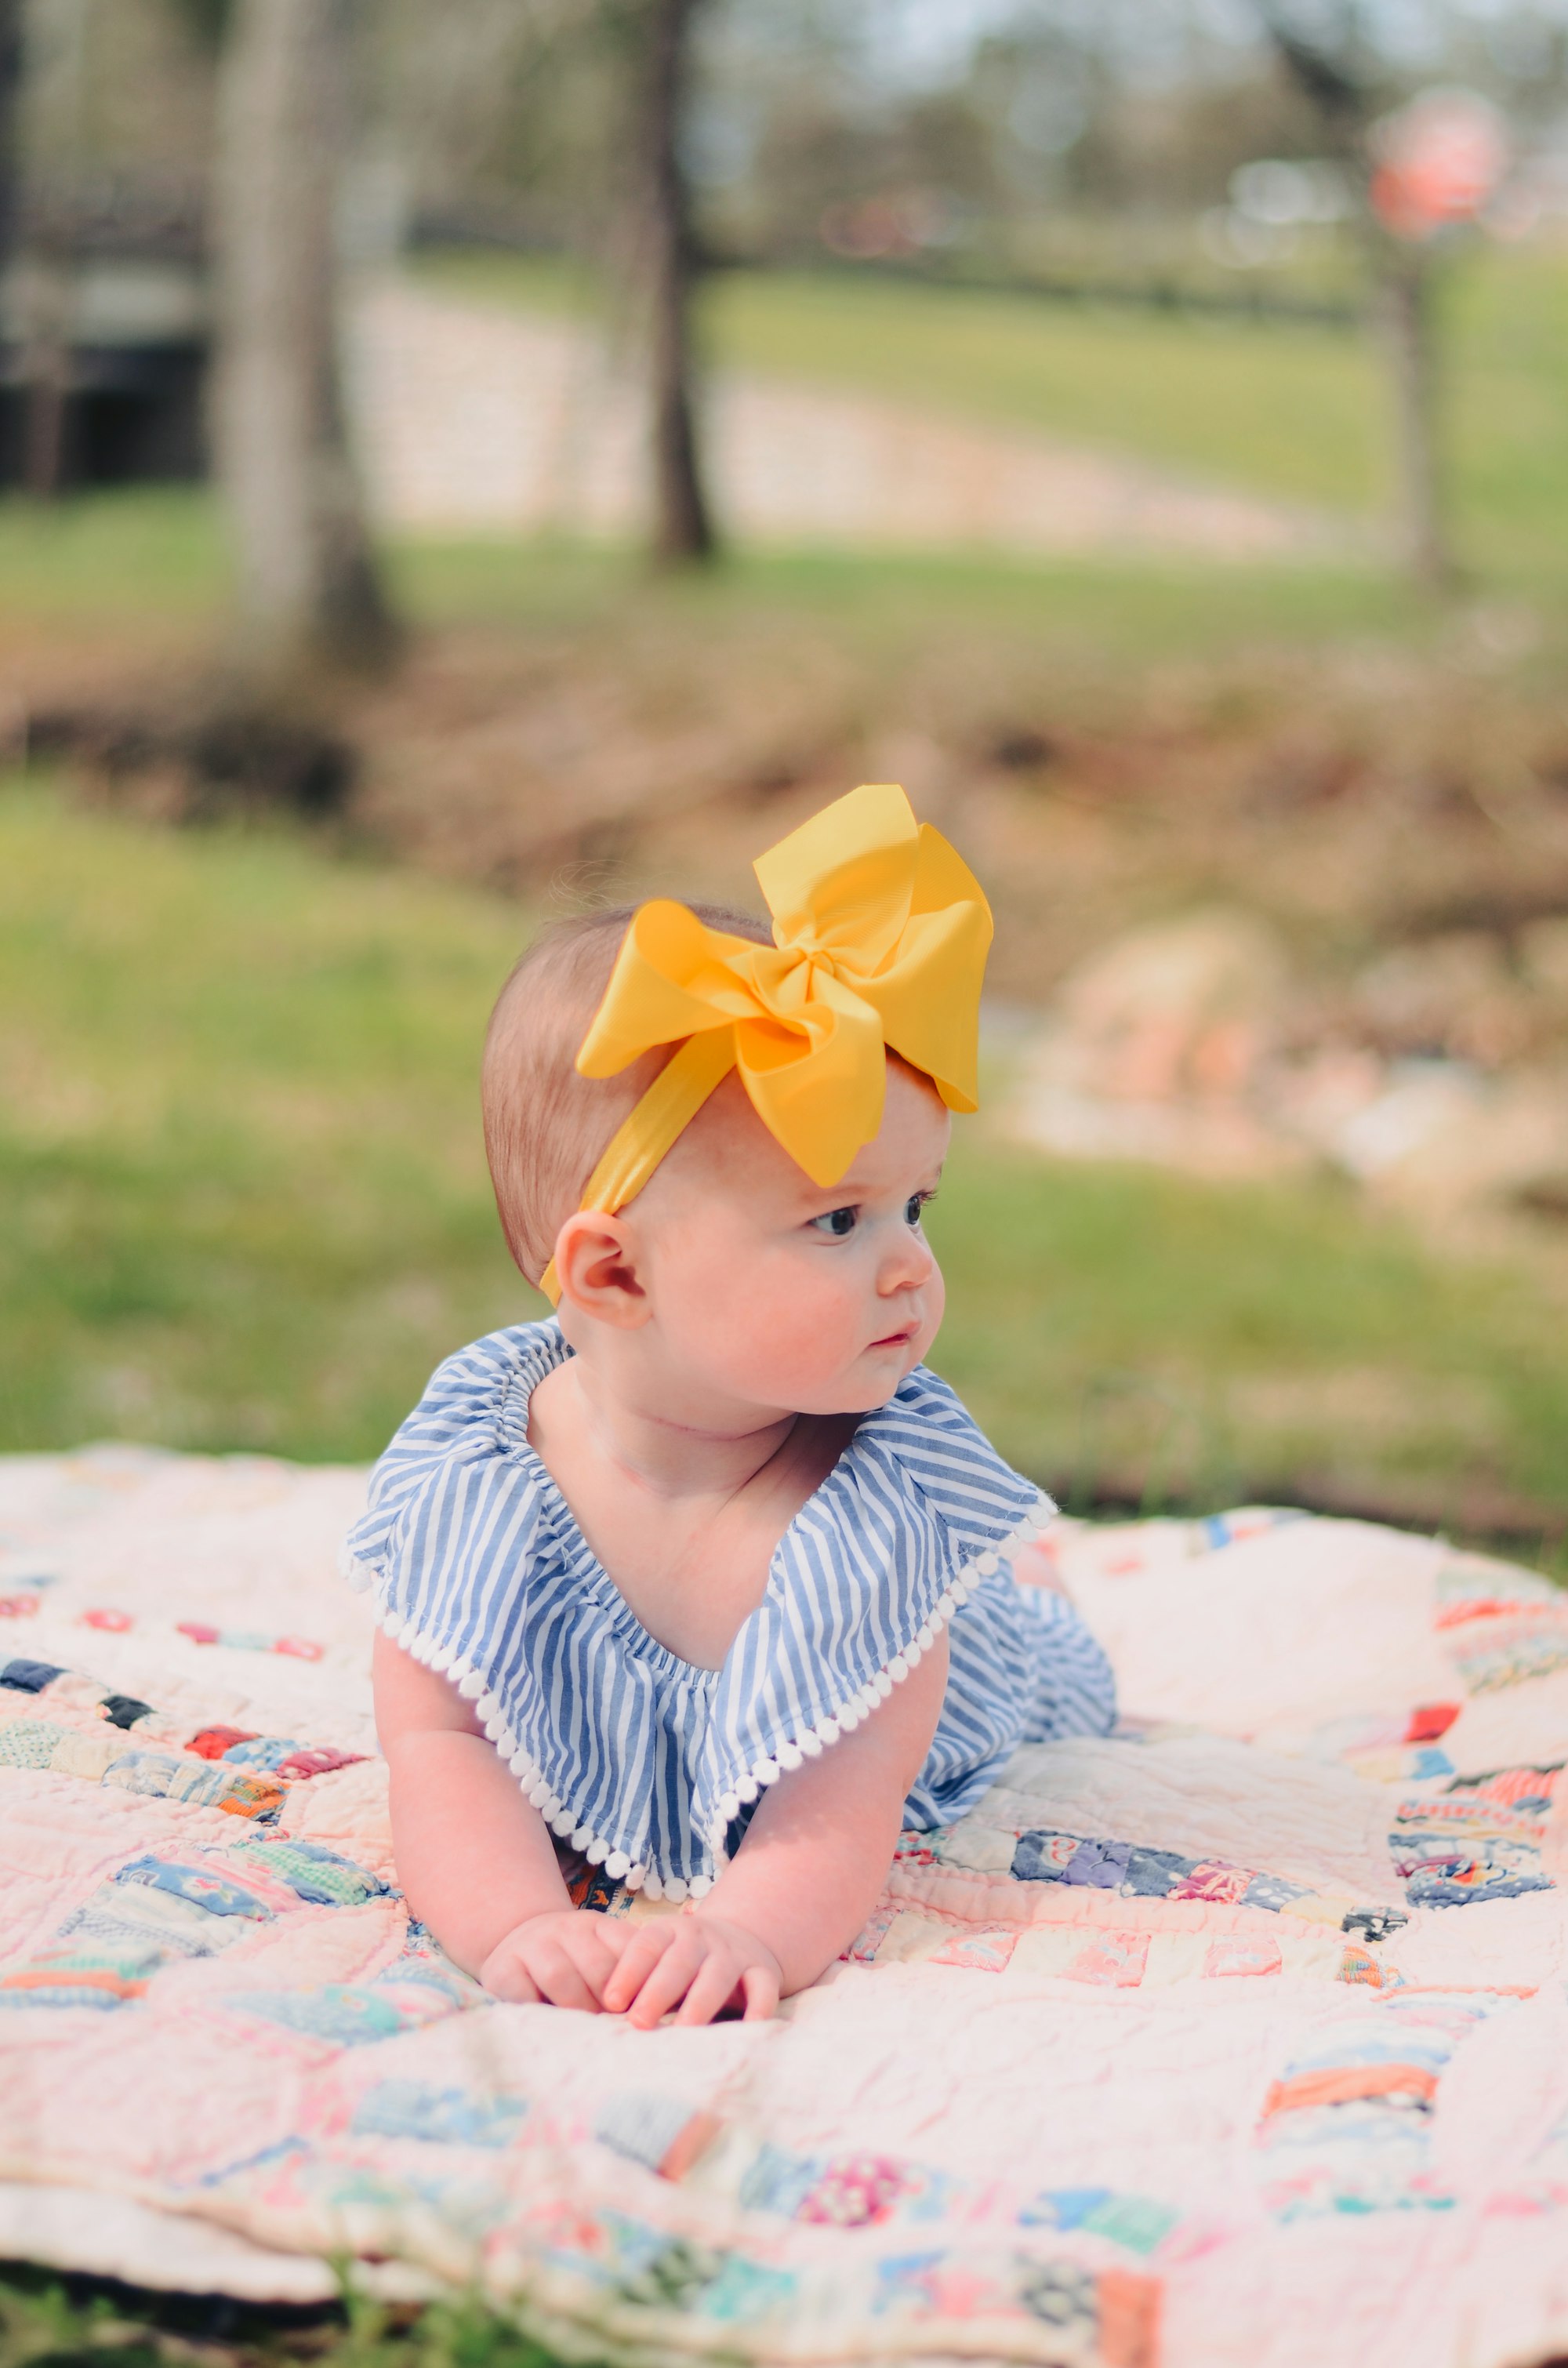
[593,1057,949,1420]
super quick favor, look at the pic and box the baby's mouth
[869,1323,918,1352]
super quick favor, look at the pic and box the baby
[347,783,1115,2029]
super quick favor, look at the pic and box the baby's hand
[601,1911,782,2028]
[479,1908,630,2012]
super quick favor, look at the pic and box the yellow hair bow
[539,782,993,1303]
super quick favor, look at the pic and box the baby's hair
[482,902,774,1287]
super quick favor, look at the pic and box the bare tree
[211,0,397,678]
[631,0,716,564]
[11,0,89,500]
[1255,6,1453,589]
[0,2,22,260]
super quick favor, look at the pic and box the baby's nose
[880,1220,935,1291]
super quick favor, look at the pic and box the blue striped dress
[343,1320,1115,1903]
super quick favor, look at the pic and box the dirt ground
[22,583,1568,1016]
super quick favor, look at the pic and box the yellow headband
[538,782,993,1303]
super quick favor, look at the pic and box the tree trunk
[637,0,715,565]
[1254,10,1457,594]
[1376,249,1452,591]
[212,0,397,679]
[12,0,84,501]
[16,241,69,496]
[0,1,23,257]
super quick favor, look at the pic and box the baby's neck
[532,1353,799,1506]
[526,1348,858,1669]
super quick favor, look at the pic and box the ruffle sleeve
[339,1325,543,1609]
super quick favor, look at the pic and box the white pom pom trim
[339,1545,376,1593]
[368,1509,1053,1906]
[372,1600,681,1894]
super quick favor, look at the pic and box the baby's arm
[604,1633,949,2028]
[373,1631,625,2009]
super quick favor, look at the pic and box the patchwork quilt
[2,1447,1568,2367]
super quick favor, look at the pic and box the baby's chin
[785,1338,927,1415]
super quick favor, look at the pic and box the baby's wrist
[688,1902,782,1964]
[478,1901,575,1968]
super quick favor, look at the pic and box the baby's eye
[905,1191,935,1226]
[808,1206,858,1237]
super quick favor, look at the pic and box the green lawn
[0,481,1438,670]
[0,783,535,1461]
[4,780,1564,1557]
[415,246,1568,590]
[0,2262,570,2368]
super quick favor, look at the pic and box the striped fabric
[344,1321,1116,1902]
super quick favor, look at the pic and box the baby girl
[346,783,1115,2029]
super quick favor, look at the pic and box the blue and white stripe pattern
[343,1320,1115,1901]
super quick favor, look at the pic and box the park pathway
[344,278,1345,564]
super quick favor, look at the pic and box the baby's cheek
[735,1262,866,1382]
[917,1262,946,1350]
[774,1277,865,1362]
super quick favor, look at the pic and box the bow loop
[754,779,923,974]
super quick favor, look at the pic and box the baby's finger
[740,1962,781,2021]
[626,1934,706,2029]
[531,1943,602,2014]
[673,1950,742,2028]
[573,1927,630,2002]
[483,1953,543,2006]
[601,1919,677,2013]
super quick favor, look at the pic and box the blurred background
[3,0,1567,1563]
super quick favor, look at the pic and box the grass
[0,481,1439,674]
[414,245,1568,592]
[0,782,534,1461]
[0,491,226,624]
[935,1141,1568,1550]
[3,778,1565,1559]
[0,2262,575,2368]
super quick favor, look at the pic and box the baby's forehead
[667,1057,947,1204]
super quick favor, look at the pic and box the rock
[1007,911,1306,1179]
[1316,1058,1491,1182]
[1358,1065,1568,1226]
[1352,932,1533,1066]
[1004,906,1568,1226]
[1262,1042,1392,1161]
[1044,910,1290,1100]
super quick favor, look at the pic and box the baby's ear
[552,1213,650,1327]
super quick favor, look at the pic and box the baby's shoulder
[391,1318,561,1444]
[341,1319,565,1591]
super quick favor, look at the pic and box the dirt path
[345,278,1351,564]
